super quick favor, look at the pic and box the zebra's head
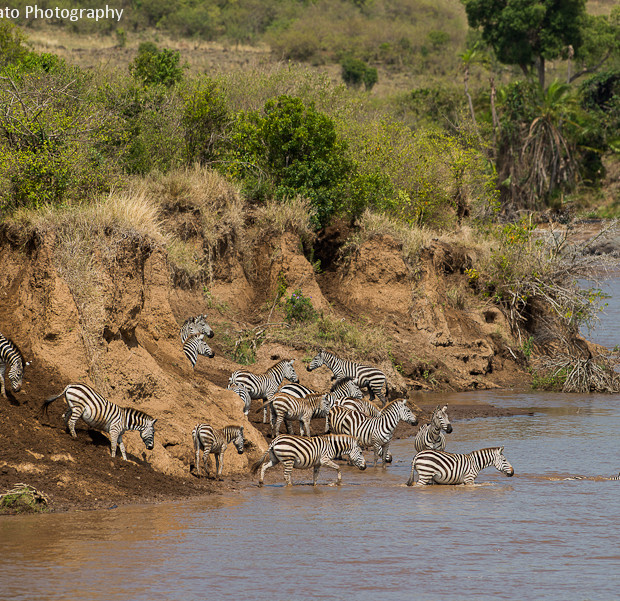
[344,437,366,471]
[8,356,24,392]
[397,400,418,426]
[493,447,514,477]
[140,418,157,451]
[282,359,299,383]
[233,427,245,455]
[306,349,326,372]
[319,393,332,413]
[432,404,452,433]
[195,314,214,339]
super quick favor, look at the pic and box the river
[1,282,619,601]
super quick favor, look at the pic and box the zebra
[41,384,157,461]
[180,314,214,343]
[307,348,388,406]
[183,333,215,368]
[563,472,620,481]
[328,399,418,467]
[0,333,24,399]
[228,384,252,416]
[321,378,363,432]
[278,383,317,398]
[260,392,331,438]
[339,396,381,418]
[407,447,514,486]
[192,424,244,479]
[413,405,453,453]
[228,359,299,423]
[250,434,367,487]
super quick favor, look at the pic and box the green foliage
[181,77,229,164]
[227,95,352,227]
[461,0,586,85]
[284,289,317,324]
[340,56,378,91]
[129,42,185,88]
[0,21,29,68]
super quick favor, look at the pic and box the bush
[340,56,378,91]
[129,42,185,88]
[284,289,317,323]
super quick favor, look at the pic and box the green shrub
[129,42,185,88]
[340,56,378,91]
[284,289,317,323]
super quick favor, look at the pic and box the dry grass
[252,196,316,243]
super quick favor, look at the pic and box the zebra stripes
[251,433,366,487]
[42,384,157,461]
[228,359,299,422]
[0,333,24,399]
[192,424,245,478]
[328,399,418,466]
[183,334,215,368]
[414,405,452,453]
[407,447,514,486]
[261,392,331,438]
[180,314,214,343]
[338,396,381,417]
[563,472,620,481]
[228,384,252,416]
[307,349,388,405]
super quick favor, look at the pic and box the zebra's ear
[26,361,32,366]
[152,418,158,425]
[499,446,504,452]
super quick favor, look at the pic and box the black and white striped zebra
[42,384,157,461]
[0,333,24,399]
[321,378,363,432]
[192,424,244,479]
[338,396,381,418]
[278,383,317,398]
[328,399,418,466]
[414,405,453,453]
[407,447,514,486]
[180,314,214,343]
[183,333,215,368]
[228,359,299,423]
[250,433,367,487]
[307,349,388,405]
[228,384,252,416]
[261,392,331,438]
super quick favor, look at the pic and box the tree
[461,0,587,88]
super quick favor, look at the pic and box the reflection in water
[2,280,620,601]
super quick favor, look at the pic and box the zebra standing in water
[183,334,215,368]
[0,333,24,399]
[228,359,299,423]
[414,405,453,453]
[407,447,514,486]
[251,433,366,487]
[328,399,418,466]
[192,424,245,479]
[41,384,157,461]
[260,392,331,438]
[307,348,388,406]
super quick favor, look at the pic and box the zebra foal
[0,333,24,399]
[260,392,331,438]
[407,447,514,486]
[414,405,452,453]
[42,384,157,461]
[328,399,418,467]
[251,434,366,487]
[192,424,245,479]
[228,359,299,423]
[307,348,388,406]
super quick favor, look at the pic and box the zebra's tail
[250,450,270,475]
[41,386,69,417]
[406,455,417,486]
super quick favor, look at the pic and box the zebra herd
[1,316,617,488]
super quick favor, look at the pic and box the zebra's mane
[1,335,23,363]
[330,376,355,391]
[267,359,292,373]
[380,398,406,412]
[123,406,155,422]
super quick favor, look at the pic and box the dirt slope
[0,225,528,512]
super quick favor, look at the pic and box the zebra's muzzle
[359,464,367,471]
[206,331,214,338]
[237,449,244,454]
[506,468,514,477]
[446,425,453,433]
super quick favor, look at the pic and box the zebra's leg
[0,366,6,398]
[284,417,294,435]
[194,439,203,477]
[273,413,284,438]
[215,452,222,479]
[320,458,342,485]
[324,414,330,433]
[282,460,295,486]
[203,445,212,478]
[301,416,311,437]
[66,407,83,438]
[406,459,417,486]
[258,457,276,487]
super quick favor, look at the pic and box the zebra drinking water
[328,399,418,466]
[0,334,24,399]
[41,384,157,461]
[180,314,214,343]
[228,359,299,423]
[307,348,388,406]
[407,447,514,486]
[192,424,245,479]
[413,405,453,453]
[183,333,215,368]
[250,433,366,487]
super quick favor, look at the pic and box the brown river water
[1,279,620,601]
